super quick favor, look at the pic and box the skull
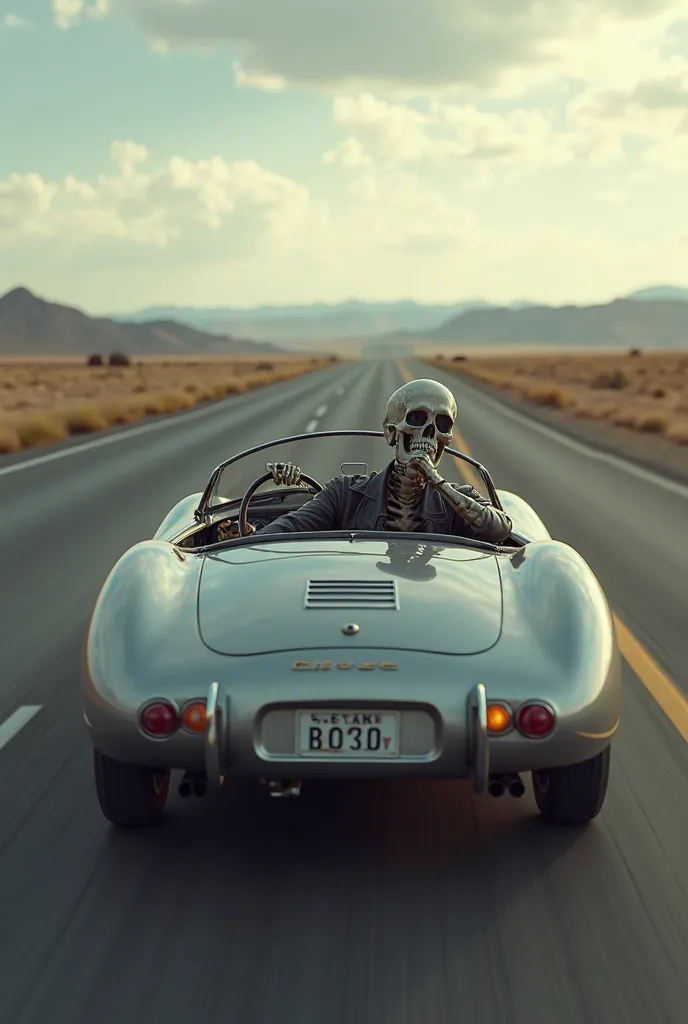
[383,379,457,468]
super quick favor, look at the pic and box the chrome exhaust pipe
[508,777,525,798]
[179,770,208,798]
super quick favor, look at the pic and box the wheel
[531,745,611,826]
[93,748,171,827]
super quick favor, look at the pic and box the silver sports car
[82,429,620,829]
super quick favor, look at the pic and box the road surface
[1,358,688,1024]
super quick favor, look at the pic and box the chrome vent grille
[305,579,399,610]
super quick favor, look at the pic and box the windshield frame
[194,429,503,522]
[194,528,513,555]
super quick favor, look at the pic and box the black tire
[93,748,171,827]
[532,745,611,826]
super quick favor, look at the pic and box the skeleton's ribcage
[387,469,423,531]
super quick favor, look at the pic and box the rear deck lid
[197,540,503,656]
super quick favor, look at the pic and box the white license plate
[296,710,400,758]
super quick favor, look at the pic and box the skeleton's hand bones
[408,454,489,528]
[266,461,302,487]
[407,453,444,486]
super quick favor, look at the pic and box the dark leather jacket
[259,461,512,543]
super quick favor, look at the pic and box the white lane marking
[0,706,42,753]
[306,420,319,432]
[448,373,688,502]
[315,405,328,417]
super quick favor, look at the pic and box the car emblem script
[291,660,398,671]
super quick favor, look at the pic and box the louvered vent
[305,579,399,610]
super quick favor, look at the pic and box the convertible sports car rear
[82,432,621,830]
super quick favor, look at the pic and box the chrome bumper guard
[469,682,489,794]
[205,681,226,788]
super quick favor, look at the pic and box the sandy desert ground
[0,355,335,453]
[430,350,688,446]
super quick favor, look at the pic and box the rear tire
[94,748,170,827]
[532,745,611,826]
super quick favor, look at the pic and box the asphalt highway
[1,358,688,1024]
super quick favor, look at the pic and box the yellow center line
[612,618,688,743]
[396,361,688,745]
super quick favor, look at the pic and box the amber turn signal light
[183,701,207,732]
[486,703,512,734]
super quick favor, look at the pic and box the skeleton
[216,379,510,541]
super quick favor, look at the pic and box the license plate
[296,710,400,758]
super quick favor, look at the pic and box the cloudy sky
[1,0,687,313]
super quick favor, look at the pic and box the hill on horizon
[0,287,282,357]
[626,286,688,302]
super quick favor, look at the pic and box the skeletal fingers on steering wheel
[267,461,302,487]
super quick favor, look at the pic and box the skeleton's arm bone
[437,482,513,543]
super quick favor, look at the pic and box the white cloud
[233,62,286,93]
[0,142,325,252]
[343,166,478,253]
[325,94,616,183]
[323,138,373,170]
[595,189,628,204]
[108,0,685,95]
[568,59,688,171]
[2,13,33,29]
[332,95,433,162]
[52,0,109,30]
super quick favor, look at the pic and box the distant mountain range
[367,296,688,352]
[0,287,281,357]
[2,284,687,357]
[110,298,537,346]
[110,287,688,347]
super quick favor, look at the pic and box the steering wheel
[237,471,324,536]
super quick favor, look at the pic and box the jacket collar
[350,460,447,529]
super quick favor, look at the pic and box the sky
[0,0,687,314]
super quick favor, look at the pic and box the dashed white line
[0,705,42,753]
[306,420,319,432]
[315,405,328,417]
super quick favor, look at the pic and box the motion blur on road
[1,358,688,1024]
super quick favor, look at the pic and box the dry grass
[429,350,688,447]
[0,356,337,454]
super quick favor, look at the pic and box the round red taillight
[516,702,555,738]
[140,701,178,737]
